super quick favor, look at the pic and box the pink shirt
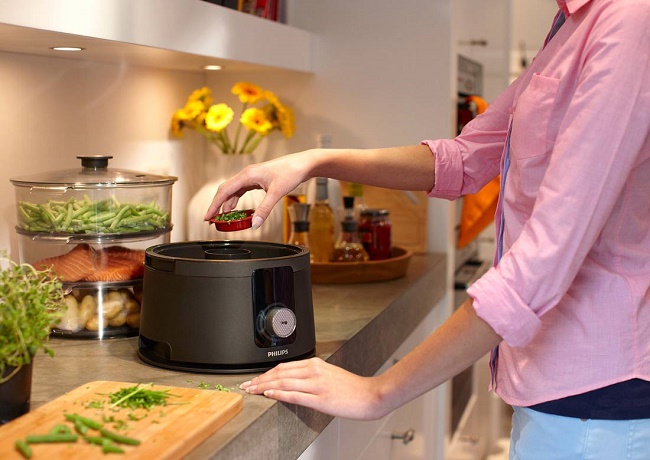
[424,0,650,406]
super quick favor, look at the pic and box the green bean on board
[14,440,32,459]
[99,428,141,446]
[24,433,79,443]
[64,413,104,430]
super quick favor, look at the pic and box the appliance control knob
[265,307,297,339]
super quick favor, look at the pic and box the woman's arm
[240,298,502,420]
[204,144,434,227]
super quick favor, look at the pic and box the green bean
[99,428,141,446]
[64,413,104,430]
[60,204,74,230]
[14,439,32,458]
[49,424,72,435]
[25,433,79,443]
[72,204,91,218]
[120,214,154,225]
[18,197,170,234]
[73,419,89,435]
[109,205,133,230]
[84,436,109,446]
[102,443,125,454]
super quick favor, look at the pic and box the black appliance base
[137,346,316,374]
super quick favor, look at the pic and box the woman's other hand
[239,357,394,420]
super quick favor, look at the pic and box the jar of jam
[358,209,392,260]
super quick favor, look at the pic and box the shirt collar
[556,0,591,16]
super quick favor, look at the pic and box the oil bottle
[309,177,335,263]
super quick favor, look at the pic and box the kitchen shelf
[0,0,313,73]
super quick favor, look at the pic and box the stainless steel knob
[391,428,415,445]
[265,307,297,338]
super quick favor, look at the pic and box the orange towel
[457,176,500,249]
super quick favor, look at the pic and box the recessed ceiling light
[203,64,223,71]
[50,47,85,52]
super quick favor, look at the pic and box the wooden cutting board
[0,380,243,459]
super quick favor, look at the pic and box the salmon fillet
[33,245,145,283]
[33,244,96,282]
[99,246,146,264]
[83,247,145,282]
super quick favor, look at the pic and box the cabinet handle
[391,428,415,445]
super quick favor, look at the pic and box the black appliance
[138,240,315,373]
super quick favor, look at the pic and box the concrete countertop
[30,252,446,459]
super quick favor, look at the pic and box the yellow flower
[187,86,214,108]
[183,100,206,122]
[278,106,295,138]
[263,91,295,139]
[232,82,264,104]
[170,109,187,137]
[171,83,295,154]
[240,108,273,135]
[205,103,234,132]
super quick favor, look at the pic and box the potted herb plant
[0,254,65,424]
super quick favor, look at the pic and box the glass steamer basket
[10,155,177,339]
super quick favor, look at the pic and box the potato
[106,290,125,303]
[99,299,124,320]
[126,312,141,328]
[108,310,128,327]
[79,295,97,327]
[57,294,81,332]
[124,298,140,313]
[85,315,105,331]
[118,288,136,301]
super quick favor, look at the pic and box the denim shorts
[509,406,650,459]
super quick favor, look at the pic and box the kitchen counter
[30,252,447,459]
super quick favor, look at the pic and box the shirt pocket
[510,73,560,160]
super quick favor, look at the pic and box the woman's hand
[239,358,394,420]
[203,150,314,228]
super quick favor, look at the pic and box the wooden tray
[310,246,413,284]
[0,381,242,459]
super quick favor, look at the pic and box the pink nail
[251,216,264,230]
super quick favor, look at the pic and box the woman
[205,1,650,457]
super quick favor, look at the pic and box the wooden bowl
[310,246,412,284]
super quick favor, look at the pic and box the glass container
[10,155,177,339]
[329,218,369,263]
[308,177,335,263]
[358,209,392,260]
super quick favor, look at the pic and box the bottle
[342,196,355,221]
[287,203,313,263]
[283,183,307,243]
[329,216,369,263]
[309,177,335,263]
[347,182,367,220]
[359,209,392,260]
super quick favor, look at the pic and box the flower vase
[186,151,283,242]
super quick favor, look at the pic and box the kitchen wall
[0,53,205,255]
[0,0,456,260]
[0,1,557,261]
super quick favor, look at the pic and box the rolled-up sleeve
[422,81,517,200]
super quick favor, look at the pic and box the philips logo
[268,349,289,358]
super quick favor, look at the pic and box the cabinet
[0,0,313,73]
[298,297,450,460]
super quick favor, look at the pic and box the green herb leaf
[108,383,176,410]
[212,210,248,221]
[0,255,66,383]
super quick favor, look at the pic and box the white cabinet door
[299,296,449,460]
